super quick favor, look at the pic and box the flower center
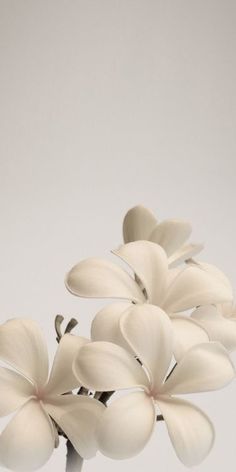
[34,387,45,401]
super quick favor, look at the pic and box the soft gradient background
[0,1,236,471]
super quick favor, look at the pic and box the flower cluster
[0,205,235,471]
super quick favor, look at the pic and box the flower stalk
[66,441,84,472]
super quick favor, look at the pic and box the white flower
[66,240,232,359]
[191,304,236,352]
[185,260,236,351]
[73,307,235,466]
[123,205,203,267]
[0,319,104,471]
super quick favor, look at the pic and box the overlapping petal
[91,302,131,348]
[113,241,168,305]
[149,220,191,257]
[45,334,89,395]
[191,306,236,351]
[120,304,173,390]
[162,343,235,395]
[0,319,48,386]
[123,205,157,243]
[97,392,156,459]
[162,266,233,313]
[157,396,214,466]
[45,395,105,459]
[171,315,209,361]
[66,258,145,303]
[168,243,204,268]
[0,367,34,416]
[0,399,55,472]
[73,341,149,392]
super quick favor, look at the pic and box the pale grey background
[0,0,236,471]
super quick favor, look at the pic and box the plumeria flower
[191,304,236,352]
[185,259,236,351]
[0,318,104,471]
[66,240,233,360]
[73,305,235,466]
[123,205,203,267]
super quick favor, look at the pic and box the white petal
[45,334,90,395]
[168,244,204,268]
[73,341,149,392]
[91,302,131,349]
[120,304,173,390]
[0,399,55,471]
[149,220,192,257]
[157,396,214,466]
[0,318,48,386]
[123,205,157,243]
[219,301,235,318]
[191,305,236,351]
[162,266,233,313]
[0,367,34,416]
[97,392,156,459]
[171,315,209,361]
[44,395,105,459]
[187,261,233,293]
[114,241,168,305]
[66,258,144,303]
[162,342,235,395]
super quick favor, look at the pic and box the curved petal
[168,244,204,268]
[66,258,144,303]
[120,304,173,390]
[123,205,157,243]
[44,395,105,459]
[157,396,214,466]
[162,266,233,314]
[97,391,156,459]
[187,261,233,293]
[171,315,209,361]
[191,306,236,352]
[161,342,235,395]
[73,341,149,392]
[149,220,192,257]
[91,302,131,349]
[113,241,168,305]
[0,318,48,386]
[0,367,34,416]
[45,334,90,395]
[0,399,55,471]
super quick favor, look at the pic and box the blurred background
[0,1,236,470]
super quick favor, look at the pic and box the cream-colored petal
[187,261,233,293]
[0,318,48,386]
[191,305,236,351]
[45,334,90,396]
[149,220,192,257]
[171,315,209,361]
[162,342,235,395]
[91,302,131,349]
[44,395,105,459]
[0,399,55,471]
[0,367,34,416]
[120,304,173,390]
[113,241,168,305]
[66,258,144,303]
[168,244,204,268]
[123,205,157,243]
[97,392,156,459]
[157,396,214,466]
[162,266,233,314]
[73,341,149,392]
